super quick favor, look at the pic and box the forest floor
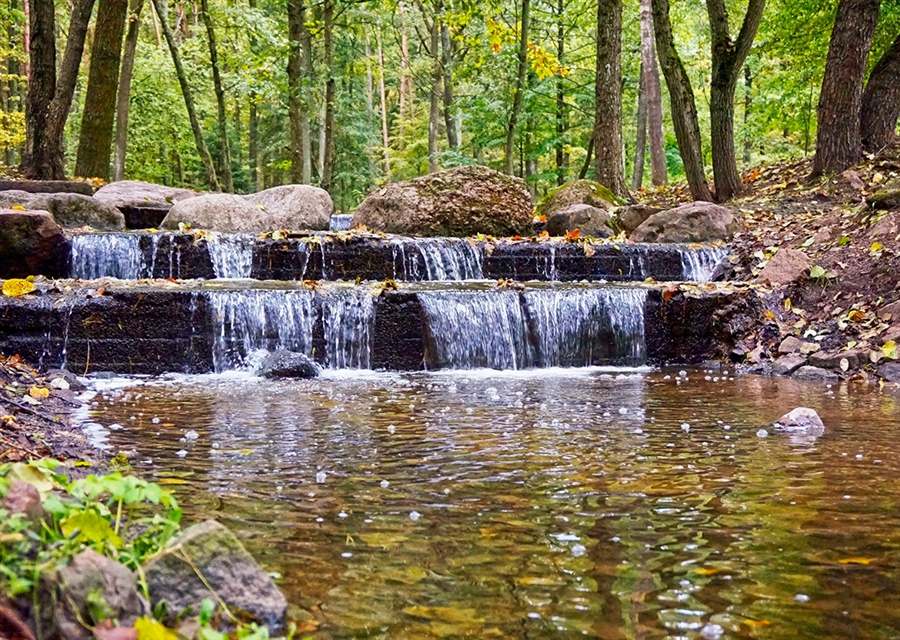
[0,354,101,466]
[644,143,900,381]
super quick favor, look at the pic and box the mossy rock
[535,180,625,217]
[869,178,900,210]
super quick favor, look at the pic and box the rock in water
[244,185,333,231]
[774,407,825,437]
[143,520,287,632]
[535,180,621,218]
[258,350,320,379]
[630,201,738,243]
[545,204,613,238]
[351,165,533,237]
[0,208,70,278]
[52,549,148,640]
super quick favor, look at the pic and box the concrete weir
[67,232,728,283]
[0,281,755,374]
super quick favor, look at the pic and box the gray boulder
[770,354,807,376]
[258,350,320,379]
[630,201,738,243]
[773,407,825,438]
[0,208,70,278]
[756,248,810,286]
[161,194,267,233]
[94,180,199,228]
[0,179,93,195]
[143,520,287,632]
[792,365,839,381]
[878,362,900,383]
[808,348,867,370]
[545,204,613,238]
[53,550,148,640]
[0,190,123,230]
[351,165,533,237]
[535,180,621,218]
[244,185,333,231]
[615,204,663,235]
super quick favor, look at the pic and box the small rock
[770,354,807,376]
[777,336,803,354]
[877,300,900,321]
[809,348,866,371]
[2,481,45,525]
[878,362,900,383]
[774,407,825,437]
[545,203,613,238]
[800,341,821,355]
[756,248,810,286]
[615,204,663,235]
[792,366,839,381]
[257,350,320,379]
[143,520,287,633]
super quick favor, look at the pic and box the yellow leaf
[847,309,866,322]
[694,567,733,576]
[2,279,35,297]
[10,205,25,210]
[882,341,898,360]
[784,298,792,311]
[838,557,876,565]
[60,509,122,548]
[29,386,49,399]
[135,617,178,640]
[870,241,884,253]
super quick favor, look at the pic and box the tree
[504,0,529,176]
[812,0,881,175]
[707,0,765,201]
[861,32,900,152]
[75,0,129,180]
[113,0,144,181]
[20,0,95,179]
[594,0,625,197]
[639,0,665,187]
[320,0,335,191]
[287,0,311,183]
[200,0,234,191]
[651,0,712,201]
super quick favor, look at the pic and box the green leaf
[838,236,852,246]
[4,463,57,497]
[809,265,827,279]
[60,509,122,548]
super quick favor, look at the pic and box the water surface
[77,369,900,639]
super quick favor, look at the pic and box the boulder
[535,180,621,218]
[94,180,198,229]
[258,350,320,379]
[879,362,900,383]
[244,185,333,231]
[2,481,45,525]
[869,178,900,210]
[770,354,807,376]
[756,248,810,286]
[0,208,70,278]
[161,194,269,233]
[792,365,839,381]
[143,520,287,632]
[351,165,533,237]
[0,179,93,196]
[773,407,825,438]
[53,550,148,640]
[808,348,867,370]
[0,191,124,230]
[630,201,738,243]
[616,204,663,235]
[545,204,613,238]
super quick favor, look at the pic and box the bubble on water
[527,612,541,620]
[151,417,160,424]
[603,411,611,417]
[448,384,457,393]
[443,488,451,495]
[679,370,687,377]
[795,593,810,603]
[175,449,187,457]
[409,511,422,521]
[316,470,327,484]
[315,517,324,523]
[664,375,671,380]
[618,407,628,415]
[387,424,396,434]
[338,511,348,518]
[380,479,390,488]
[184,430,199,440]
[757,429,769,437]
[681,423,690,432]
[700,623,725,639]
[341,552,352,558]
[855,454,863,459]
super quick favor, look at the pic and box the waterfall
[71,233,143,280]
[679,246,728,282]
[419,286,647,370]
[391,238,484,280]
[207,286,374,371]
[330,214,353,231]
[207,233,255,278]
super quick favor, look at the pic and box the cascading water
[419,286,647,370]
[207,233,255,278]
[71,233,143,279]
[391,238,484,280]
[330,214,353,231]
[207,286,374,371]
[679,246,728,282]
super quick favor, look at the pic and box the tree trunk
[639,0,666,186]
[861,32,900,152]
[75,0,129,180]
[579,132,594,179]
[554,0,568,186]
[441,21,459,149]
[594,0,626,197]
[320,0,334,191]
[428,2,441,173]
[249,100,258,189]
[200,0,233,191]
[113,0,143,181]
[632,61,648,190]
[151,0,219,189]
[287,0,310,184]
[398,1,412,140]
[376,24,390,179]
[364,33,374,113]
[813,0,881,175]
[706,0,765,201]
[743,64,752,166]
[504,0,529,176]
[650,0,712,201]
[20,0,56,178]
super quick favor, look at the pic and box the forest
[1,0,899,211]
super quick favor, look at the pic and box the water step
[0,280,755,374]
[68,232,728,283]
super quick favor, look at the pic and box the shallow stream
[77,369,900,639]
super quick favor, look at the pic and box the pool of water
[76,369,900,639]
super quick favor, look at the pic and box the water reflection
[77,369,900,639]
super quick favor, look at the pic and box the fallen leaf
[2,279,35,297]
[838,557,876,565]
[29,386,49,399]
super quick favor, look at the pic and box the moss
[536,180,625,216]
